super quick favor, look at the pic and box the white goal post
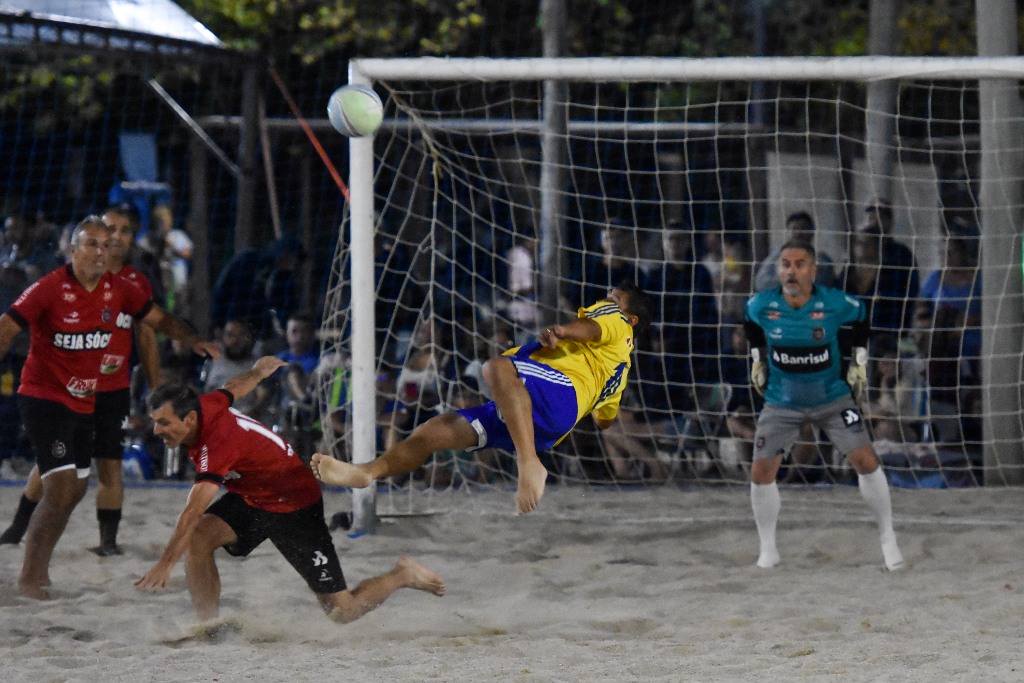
[326,56,1024,530]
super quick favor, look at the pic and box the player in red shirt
[135,355,446,623]
[0,205,161,556]
[0,216,218,599]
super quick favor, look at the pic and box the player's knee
[847,446,879,474]
[481,356,515,387]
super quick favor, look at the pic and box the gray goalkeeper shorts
[752,396,870,462]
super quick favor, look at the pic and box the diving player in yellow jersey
[311,283,652,514]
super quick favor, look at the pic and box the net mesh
[319,70,1024,501]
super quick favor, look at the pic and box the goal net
[319,57,1024,519]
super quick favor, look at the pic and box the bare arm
[134,323,161,390]
[140,306,221,360]
[222,356,288,402]
[134,480,220,591]
[0,314,24,358]
[539,317,602,349]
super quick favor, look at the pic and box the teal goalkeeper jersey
[744,285,865,409]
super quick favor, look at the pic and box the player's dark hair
[102,203,141,233]
[615,280,653,337]
[778,238,816,262]
[146,382,201,420]
[287,311,317,328]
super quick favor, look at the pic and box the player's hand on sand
[134,566,171,592]
[310,453,373,488]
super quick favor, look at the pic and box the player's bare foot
[395,556,446,596]
[310,454,373,488]
[17,580,51,600]
[515,458,549,514]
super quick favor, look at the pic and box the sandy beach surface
[1,480,1022,682]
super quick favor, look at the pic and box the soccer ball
[327,84,384,138]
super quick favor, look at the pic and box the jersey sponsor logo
[810,312,825,320]
[63,292,76,302]
[312,550,329,567]
[115,312,133,329]
[770,344,831,373]
[842,408,862,426]
[63,311,80,324]
[766,311,781,320]
[52,330,113,351]
[100,354,125,374]
[103,291,113,301]
[66,376,98,398]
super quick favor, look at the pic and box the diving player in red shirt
[135,355,445,624]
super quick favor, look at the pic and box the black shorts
[93,388,130,460]
[18,395,94,477]
[207,492,347,594]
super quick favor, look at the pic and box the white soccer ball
[327,84,384,138]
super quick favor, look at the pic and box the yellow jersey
[505,300,634,425]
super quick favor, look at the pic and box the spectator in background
[754,211,835,292]
[201,319,267,420]
[917,235,981,363]
[504,235,539,343]
[864,333,928,443]
[701,230,751,323]
[635,224,721,469]
[864,199,918,284]
[838,222,919,336]
[147,204,193,316]
[570,219,640,310]
[914,235,982,446]
[211,235,306,340]
[270,311,322,459]
[1,211,60,282]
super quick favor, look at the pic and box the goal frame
[344,56,1024,531]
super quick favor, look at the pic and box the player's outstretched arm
[135,481,219,591]
[140,306,221,360]
[222,356,288,402]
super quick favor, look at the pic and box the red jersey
[190,390,321,513]
[99,264,154,392]
[8,265,152,414]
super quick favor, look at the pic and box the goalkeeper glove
[847,346,868,401]
[750,347,767,397]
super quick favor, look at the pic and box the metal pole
[347,67,379,532]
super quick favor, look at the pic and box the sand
[1,480,1022,682]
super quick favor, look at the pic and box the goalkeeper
[743,239,904,571]
[312,283,652,515]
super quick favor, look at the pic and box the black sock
[0,494,39,544]
[97,508,122,548]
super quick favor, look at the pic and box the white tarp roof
[2,0,222,46]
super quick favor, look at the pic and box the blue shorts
[455,357,578,453]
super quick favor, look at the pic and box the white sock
[750,481,781,568]
[858,468,904,570]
